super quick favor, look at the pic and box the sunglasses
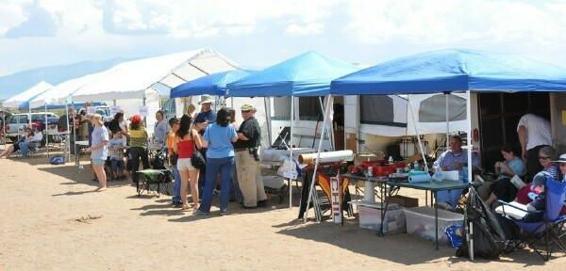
[539,156,551,160]
[241,110,251,113]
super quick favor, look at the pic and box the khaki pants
[236,151,267,207]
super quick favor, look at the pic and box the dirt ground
[1,153,565,271]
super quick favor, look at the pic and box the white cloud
[285,22,324,36]
[345,0,566,45]
[0,1,31,35]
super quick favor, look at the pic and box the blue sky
[1,0,566,77]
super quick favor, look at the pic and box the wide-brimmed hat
[240,104,255,111]
[199,95,213,105]
[553,154,566,163]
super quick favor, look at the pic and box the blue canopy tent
[309,49,566,226]
[170,70,251,98]
[227,51,359,210]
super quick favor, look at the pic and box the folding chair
[496,177,566,261]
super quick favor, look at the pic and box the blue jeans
[19,141,30,157]
[199,156,235,213]
[171,167,181,204]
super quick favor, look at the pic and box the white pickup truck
[5,112,59,142]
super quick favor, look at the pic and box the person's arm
[172,137,179,154]
[238,132,250,141]
[192,130,203,149]
[230,126,238,143]
[518,125,527,160]
[201,128,209,148]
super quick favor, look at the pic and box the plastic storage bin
[404,207,464,245]
[358,203,405,234]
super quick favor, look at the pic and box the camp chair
[135,169,172,197]
[496,177,566,261]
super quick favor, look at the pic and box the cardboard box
[387,195,419,208]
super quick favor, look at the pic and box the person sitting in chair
[484,146,526,206]
[433,135,480,208]
[0,128,34,158]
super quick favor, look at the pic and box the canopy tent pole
[72,99,78,167]
[289,96,295,208]
[319,97,335,151]
[65,102,71,162]
[304,95,333,222]
[445,93,450,148]
[264,97,273,146]
[45,103,49,158]
[466,90,472,183]
[408,102,430,172]
[1,104,5,145]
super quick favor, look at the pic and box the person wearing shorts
[86,114,109,191]
[174,115,203,210]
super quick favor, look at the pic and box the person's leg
[19,142,29,157]
[219,157,235,213]
[171,167,181,205]
[0,144,14,158]
[254,160,268,203]
[110,159,118,179]
[189,168,200,208]
[526,145,544,181]
[199,158,221,213]
[92,162,107,190]
[178,160,190,209]
[237,152,257,207]
[129,147,141,183]
[141,148,150,169]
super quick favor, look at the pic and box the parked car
[78,105,113,122]
[6,112,59,142]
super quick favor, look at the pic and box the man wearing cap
[195,95,217,126]
[234,104,268,208]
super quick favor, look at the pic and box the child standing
[109,131,126,180]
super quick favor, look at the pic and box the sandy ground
[1,152,566,271]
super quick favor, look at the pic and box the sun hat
[553,153,566,163]
[199,95,213,104]
[131,114,142,125]
[240,104,255,111]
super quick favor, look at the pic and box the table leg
[378,182,386,236]
[438,191,442,251]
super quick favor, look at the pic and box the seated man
[433,135,480,207]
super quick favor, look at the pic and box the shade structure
[3,81,53,110]
[29,72,107,109]
[331,49,566,95]
[228,51,359,97]
[72,48,239,102]
[170,70,251,98]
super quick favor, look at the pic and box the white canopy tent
[71,48,239,132]
[3,81,53,110]
[29,72,106,109]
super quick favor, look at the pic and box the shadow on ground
[274,220,550,266]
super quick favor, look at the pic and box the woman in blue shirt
[486,146,526,205]
[196,108,238,215]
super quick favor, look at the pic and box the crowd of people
[65,95,268,215]
[432,113,566,228]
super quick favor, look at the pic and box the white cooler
[404,207,463,245]
[358,203,405,234]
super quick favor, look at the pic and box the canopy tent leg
[319,97,335,151]
[1,104,5,145]
[304,95,333,222]
[445,93,450,148]
[466,90,474,261]
[408,101,430,171]
[45,103,49,158]
[289,96,295,208]
[264,97,273,146]
[65,102,70,162]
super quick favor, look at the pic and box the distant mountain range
[0,58,131,101]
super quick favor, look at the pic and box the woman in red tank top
[174,115,203,210]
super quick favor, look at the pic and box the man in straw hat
[234,104,267,208]
[554,154,566,182]
[195,95,216,126]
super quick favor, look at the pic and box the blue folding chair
[497,176,566,261]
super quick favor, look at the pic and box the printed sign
[330,175,342,224]
[139,106,149,117]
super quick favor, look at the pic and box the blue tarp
[227,51,358,97]
[331,49,566,95]
[170,70,251,98]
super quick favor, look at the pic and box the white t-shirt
[517,114,552,150]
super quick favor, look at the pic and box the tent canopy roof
[29,72,106,109]
[228,51,358,97]
[3,81,53,110]
[171,70,251,98]
[72,48,239,102]
[331,49,566,95]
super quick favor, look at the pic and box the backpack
[49,155,65,165]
